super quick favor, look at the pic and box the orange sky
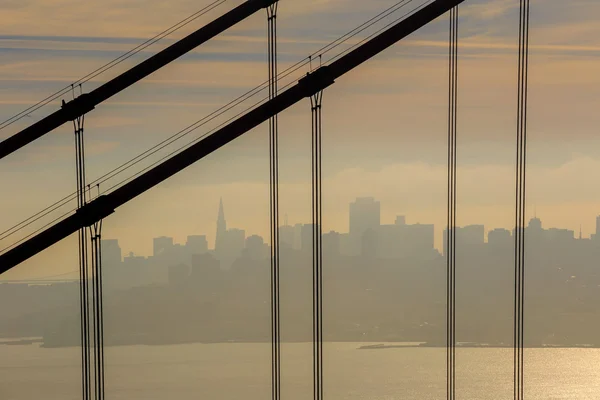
[2,0,600,279]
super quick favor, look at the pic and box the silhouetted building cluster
[4,197,600,347]
[100,197,440,289]
[98,197,600,293]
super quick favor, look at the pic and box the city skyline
[105,195,600,260]
[3,0,600,282]
[3,1,600,399]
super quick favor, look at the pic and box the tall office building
[215,198,227,251]
[323,231,341,258]
[443,225,485,256]
[488,228,511,249]
[301,224,314,254]
[528,217,542,231]
[101,239,122,267]
[212,198,247,268]
[186,235,208,255]
[293,223,303,250]
[245,235,267,260]
[153,236,174,257]
[349,197,381,256]
[591,216,600,241]
[377,218,434,259]
[279,224,295,249]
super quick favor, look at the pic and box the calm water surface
[1,343,599,399]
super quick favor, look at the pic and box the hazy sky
[2,0,600,278]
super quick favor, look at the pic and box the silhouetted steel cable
[1,0,285,160]
[73,111,92,400]
[0,0,468,272]
[323,0,433,66]
[312,0,415,66]
[310,90,324,400]
[1,0,428,255]
[97,226,106,400]
[90,217,105,400]
[1,57,317,244]
[267,4,281,400]
[75,0,420,183]
[0,0,227,133]
[0,0,413,141]
[0,85,285,254]
[446,5,458,400]
[514,0,530,399]
[0,0,424,249]
[0,72,290,245]
[0,208,76,253]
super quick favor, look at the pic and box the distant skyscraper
[528,217,542,231]
[245,235,267,260]
[323,231,341,258]
[186,235,208,255]
[123,252,146,268]
[215,198,227,251]
[153,236,173,257]
[361,228,378,258]
[546,228,574,242]
[224,228,246,260]
[460,225,485,245]
[592,216,600,241]
[443,225,484,256]
[378,218,434,259]
[488,228,511,250]
[192,253,220,274]
[293,223,303,250]
[339,233,352,256]
[101,239,121,267]
[212,198,247,268]
[190,253,221,295]
[301,224,314,253]
[168,263,190,287]
[349,197,380,255]
[279,224,294,249]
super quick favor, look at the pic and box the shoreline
[1,338,597,350]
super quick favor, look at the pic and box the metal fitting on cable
[251,0,279,9]
[61,94,96,122]
[298,66,335,99]
[75,196,115,227]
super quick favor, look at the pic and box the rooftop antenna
[285,214,288,226]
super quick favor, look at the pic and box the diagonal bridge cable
[1,0,435,254]
[0,0,421,248]
[0,0,227,133]
[0,0,469,271]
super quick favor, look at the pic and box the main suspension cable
[0,0,227,132]
[0,0,430,252]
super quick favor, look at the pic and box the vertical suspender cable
[71,86,106,400]
[514,0,530,399]
[90,212,105,400]
[73,105,91,400]
[267,3,281,400]
[89,219,98,400]
[98,219,105,400]
[311,89,324,400]
[446,5,459,400]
